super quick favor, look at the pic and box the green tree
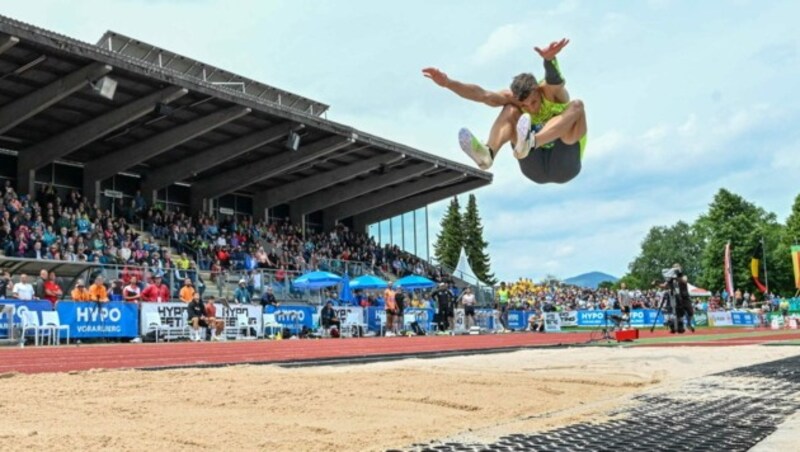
[433,197,463,270]
[695,189,788,295]
[628,221,703,286]
[785,194,800,246]
[462,194,496,284]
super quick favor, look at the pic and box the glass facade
[368,206,430,261]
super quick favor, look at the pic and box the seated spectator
[123,276,142,303]
[186,293,207,342]
[320,301,340,331]
[260,286,279,308]
[12,273,36,300]
[88,276,109,302]
[233,279,251,304]
[179,278,196,303]
[202,295,226,341]
[71,279,91,301]
[141,275,170,302]
[43,271,63,307]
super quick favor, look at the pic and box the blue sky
[4,0,799,281]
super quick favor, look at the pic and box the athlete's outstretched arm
[534,39,570,103]
[422,67,509,107]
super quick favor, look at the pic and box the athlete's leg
[533,99,586,146]
[486,104,522,154]
[459,104,521,170]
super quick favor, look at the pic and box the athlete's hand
[534,38,570,61]
[422,67,449,87]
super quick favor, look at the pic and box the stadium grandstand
[0,14,490,236]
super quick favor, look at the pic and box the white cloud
[471,24,527,65]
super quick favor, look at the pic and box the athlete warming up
[422,38,587,184]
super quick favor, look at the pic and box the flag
[724,242,734,297]
[750,242,768,293]
[792,245,800,290]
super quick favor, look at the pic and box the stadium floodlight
[286,130,301,151]
[89,76,118,100]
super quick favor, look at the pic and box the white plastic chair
[402,313,417,332]
[41,311,70,345]
[226,313,252,340]
[22,311,53,346]
[145,312,186,342]
[262,313,281,338]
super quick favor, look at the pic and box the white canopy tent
[453,247,489,288]
[688,283,712,297]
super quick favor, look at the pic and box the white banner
[317,306,364,326]
[544,312,562,332]
[454,308,466,332]
[708,311,732,327]
[559,310,578,327]
[140,302,262,337]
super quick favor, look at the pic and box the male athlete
[422,38,587,184]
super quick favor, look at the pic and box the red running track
[0,328,794,374]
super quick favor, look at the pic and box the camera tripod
[651,289,679,333]
[586,311,618,344]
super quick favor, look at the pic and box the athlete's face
[519,89,542,113]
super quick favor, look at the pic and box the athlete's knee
[568,99,585,113]
[500,104,521,121]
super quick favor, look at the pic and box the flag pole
[762,236,769,294]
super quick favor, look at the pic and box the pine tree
[462,194,496,284]
[433,197,463,269]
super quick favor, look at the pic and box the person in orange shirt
[71,279,91,301]
[384,284,398,336]
[88,276,109,302]
[179,278,196,303]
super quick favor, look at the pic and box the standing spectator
[71,279,91,301]
[88,276,109,302]
[395,288,407,332]
[109,280,124,302]
[123,276,142,303]
[495,282,511,331]
[432,283,455,332]
[233,279,251,304]
[0,271,11,298]
[141,275,170,302]
[383,284,398,336]
[12,274,36,300]
[34,268,49,300]
[210,259,225,297]
[43,271,63,307]
[459,287,476,330]
[179,278,196,303]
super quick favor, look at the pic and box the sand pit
[1,345,798,451]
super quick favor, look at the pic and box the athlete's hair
[510,73,538,101]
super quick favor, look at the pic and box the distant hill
[563,272,619,289]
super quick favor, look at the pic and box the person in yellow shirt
[179,278,196,303]
[88,276,109,302]
[175,253,191,271]
[70,279,91,301]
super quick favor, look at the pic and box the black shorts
[440,308,453,318]
[189,315,208,327]
[464,306,476,317]
[782,309,789,317]
[517,139,583,184]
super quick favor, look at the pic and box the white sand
[0,345,797,451]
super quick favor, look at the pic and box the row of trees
[622,189,800,296]
[433,194,496,285]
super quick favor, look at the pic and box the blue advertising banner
[0,300,53,337]
[731,311,756,326]
[507,310,530,330]
[475,308,497,330]
[366,307,384,332]
[265,305,316,332]
[364,307,435,332]
[57,301,139,338]
[576,309,664,327]
[406,308,435,332]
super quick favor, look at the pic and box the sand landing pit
[1,346,797,451]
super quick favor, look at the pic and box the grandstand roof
[0,15,491,228]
